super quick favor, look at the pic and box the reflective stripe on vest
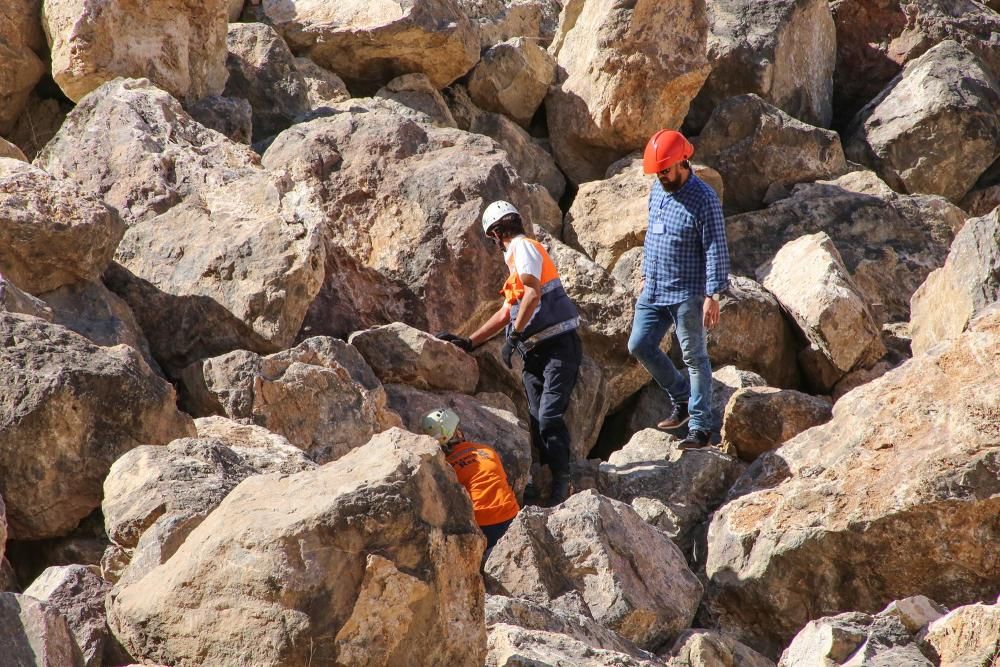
[503,238,579,342]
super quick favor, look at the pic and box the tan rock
[43,0,230,102]
[0,160,124,294]
[259,0,480,91]
[181,337,401,463]
[909,208,1000,355]
[457,0,563,48]
[488,625,666,666]
[960,184,1000,218]
[830,359,895,402]
[0,273,53,321]
[545,0,711,183]
[293,57,350,108]
[8,96,71,161]
[845,40,1000,203]
[228,0,244,21]
[705,306,1000,654]
[384,382,532,498]
[0,137,26,161]
[921,601,1000,667]
[598,429,744,556]
[0,2,46,134]
[108,429,488,667]
[728,171,965,323]
[184,95,253,144]
[721,387,833,462]
[468,37,556,128]
[665,629,775,667]
[374,73,458,128]
[485,490,704,651]
[688,0,836,132]
[0,593,85,666]
[0,557,17,593]
[698,95,848,214]
[0,313,195,540]
[23,565,113,667]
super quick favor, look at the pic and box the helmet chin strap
[488,230,505,251]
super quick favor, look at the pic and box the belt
[522,317,580,350]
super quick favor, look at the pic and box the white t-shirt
[504,235,544,279]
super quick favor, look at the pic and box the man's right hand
[435,332,474,352]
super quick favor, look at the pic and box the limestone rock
[687,0,835,132]
[260,103,560,340]
[665,630,775,667]
[43,0,229,102]
[721,387,833,462]
[0,2,46,134]
[0,160,124,294]
[374,73,458,128]
[181,337,400,463]
[224,23,309,142]
[384,383,531,498]
[758,232,885,375]
[184,95,253,144]
[293,57,350,108]
[698,95,848,214]
[0,273,53,321]
[545,0,711,183]
[909,208,1000,355]
[728,171,965,323]
[921,600,1000,666]
[598,429,744,557]
[258,0,480,91]
[488,625,667,666]
[457,0,563,48]
[446,84,566,202]
[0,314,195,540]
[23,565,112,667]
[108,429,488,667]
[8,96,71,161]
[349,322,479,393]
[0,138,26,161]
[485,490,704,651]
[704,307,1000,655]
[0,593,85,666]
[845,40,1000,203]
[468,37,556,128]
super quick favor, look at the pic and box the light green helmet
[420,408,460,445]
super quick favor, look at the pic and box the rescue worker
[421,408,520,552]
[436,201,581,505]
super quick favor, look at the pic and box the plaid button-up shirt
[641,174,730,306]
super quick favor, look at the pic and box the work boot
[657,400,689,430]
[678,428,711,450]
[522,481,542,507]
[548,474,571,507]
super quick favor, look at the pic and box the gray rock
[457,0,563,48]
[0,274,53,321]
[23,565,112,667]
[0,593,85,667]
[293,58,350,108]
[185,95,253,144]
[665,629,775,667]
[720,387,833,462]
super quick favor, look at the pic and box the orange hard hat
[643,130,694,174]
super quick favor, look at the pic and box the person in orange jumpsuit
[421,408,520,552]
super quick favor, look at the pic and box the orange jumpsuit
[446,441,520,528]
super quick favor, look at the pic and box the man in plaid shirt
[627,130,730,449]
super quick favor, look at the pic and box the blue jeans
[627,296,714,432]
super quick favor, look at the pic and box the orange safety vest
[445,441,520,527]
[502,237,578,343]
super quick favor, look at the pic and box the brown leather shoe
[657,400,689,430]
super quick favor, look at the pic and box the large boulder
[704,306,1000,655]
[43,0,229,102]
[909,208,1000,355]
[457,0,563,48]
[757,233,885,377]
[697,95,848,214]
[180,337,400,463]
[687,0,836,132]
[545,0,711,183]
[0,273,52,320]
[845,40,1000,203]
[261,102,559,340]
[0,137,26,162]
[727,170,965,323]
[720,387,833,462]
[372,73,459,128]
[108,429,488,667]
[8,96,70,161]
[349,322,479,393]
[23,565,113,667]
[223,22,310,142]
[468,37,556,128]
[182,95,253,144]
[665,630,775,667]
[598,429,744,558]
[961,183,1000,218]
[293,57,350,108]
[384,383,532,498]
[779,608,934,667]
[0,593,85,666]
[921,600,1000,666]
[37,79,327,375]
[0,313,195,539]
[0,160,124,294]
[485,490,704,651]
[257,0,480,91]
[0,2,46,135]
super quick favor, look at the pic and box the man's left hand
[703,297,720,329]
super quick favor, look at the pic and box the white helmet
[482,200,521,235]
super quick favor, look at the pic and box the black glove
[435,331,474,352]
[501,331,523,369]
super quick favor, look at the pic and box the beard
[658,172,685,192]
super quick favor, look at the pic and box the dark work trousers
[520,330,582,478]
